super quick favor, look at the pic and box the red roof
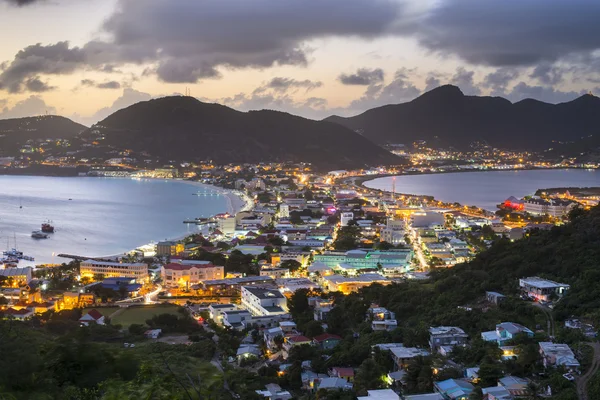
[331,367,354,377]
[4,307,32,316]
[313,333,342,343]
[288,335,311,343]
[85,309,104,320]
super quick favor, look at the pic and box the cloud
[481,68,519,95]
[348,68,421,109]
[0,95,56,119]
[0,41,85,93]
[339,68,385,85]
[449,67,481,95]
[417,0,600,67]
[96,81,121,89]
[24,76,54,92]
[254,77,322,94]
[0,0,44,6]
[529,63,567,86]
[503,82,585,104]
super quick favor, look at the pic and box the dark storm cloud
[339,68,385,86]
[482,68,520,95]
[417,0,600,67]
[24,76,54,92]
[95,0,402,83]
[0,41,85,93]
[1,0,44,6]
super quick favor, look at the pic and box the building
[429,327,469,353]
[322,273,392,294]
[358,389,401,400]
[161,261,224,288]
[481,322,534,346]
[156,241,184,257]
[208,304,239,324]
[313,333,342,350]
[539,342,580,370]
[486,291,506,305]
[314,299,334,321]
[201,276,274,291]
[519,277,570,301]
[80,260,148,282]
[0,267,33,287]
[481,386,512,400]
[340,212,354,226]
[412,211,445,228]
[314,249,413,272]
[97,277,142,296]
[217,216,236,236]
[282,335,312,358]
[255,383,292,400]
[329,367,354,382]
[385,345,429,369]
[145,329,162,339]
[79,309,105,326]
[279,204,290,218]
[317,377,353,391]
[223,310,253,330]
[237,344,261,363]
[498,376,528,397]
[404,394,443,400]
[241,286,288,316]
[433,379,474,400]
[523,198,576,217]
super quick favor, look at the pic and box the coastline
[58,179,253,263]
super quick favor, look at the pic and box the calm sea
[364,169,599,211]
[0,176,236,265]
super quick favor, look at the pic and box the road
[577,342,600,400]
[145,284,162,303]
[533,303,555,337]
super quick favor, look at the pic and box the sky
[1,0,600,126]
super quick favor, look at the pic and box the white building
[279,204,290,218]
[241,286,288,316]
[217,216,236,235]
[341,212,354,226]
[519,277,570,301]
[357,389,401,400]
[539,342,580,370]
[160,261,224,287]
[80,260,148,282]
[524,198,577,217]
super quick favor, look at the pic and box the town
[1,163,598,400]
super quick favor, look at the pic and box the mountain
[0,115,87,155]
[325,85,600,151]
[87,96,400,169]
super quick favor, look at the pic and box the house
[404,394,443,400]
[255,383,292,400]
[373,319,398,331]
[481,386,512,400]
[222,310,252,330]
[144,329,162,339]
[498,376,528,397]
[313,333,342,350]
[357,389,401,400]
[314,299,334,321]
[486,292,506,305]
[389,346,430,369]
[317,377,353,391]
[236,344,261,364]
[481,322,534,346]
[429,326,469,353]
[79,309,105,326]
[433,379,474,400]
[241,286,288,316]
[3,307,33,320]
[328,367,354,382]
[283,335,312,358]
[539,342,580,370]
[208,303,239,324]
[519,277,570,301]
[264,327,284,350]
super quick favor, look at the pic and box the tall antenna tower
[392,176,396,200]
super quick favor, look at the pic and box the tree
[354,358,386,395]
[304,320,324,338]
[281,260,302,273]
[92,273,105,282]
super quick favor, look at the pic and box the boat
[31,231,49,239]
[41,222,55,233]
[3,248,23,258]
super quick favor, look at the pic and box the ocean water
[0,176,237,265]
[364,169,599,211]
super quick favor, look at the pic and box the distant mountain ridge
[87,96,400,169]
[0,115,86,155]
[325,85,600,150]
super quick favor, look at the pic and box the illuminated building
[80,260,148,282]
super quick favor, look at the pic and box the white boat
[31,231,49,239]
[3,248,23,258]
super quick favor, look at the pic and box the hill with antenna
[85,96,400,169]
[325,85,600,150]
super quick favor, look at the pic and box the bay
[364,169,599,211]
[0,176,239,265]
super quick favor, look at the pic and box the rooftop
[243,286,285,299]
[520,276,570,289]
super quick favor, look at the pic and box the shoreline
[48,178,253,265]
